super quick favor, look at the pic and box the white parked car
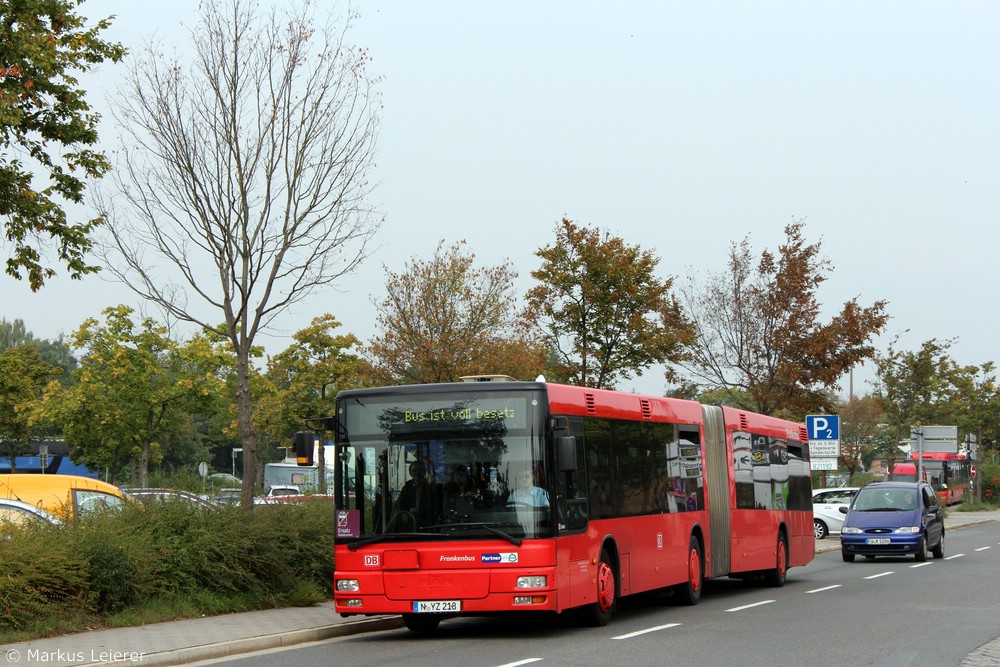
[812,487,859,539]
[0,498,63,526]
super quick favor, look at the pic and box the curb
[75,616,405,667]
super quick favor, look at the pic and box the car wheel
[914,535,927,562]
[842,550,855,563]
[932,532,945,559]
[814,520,828,540]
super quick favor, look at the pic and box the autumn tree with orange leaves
[367,241,547,385]
[676,220,888,417]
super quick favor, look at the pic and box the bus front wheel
[582,549,615,626]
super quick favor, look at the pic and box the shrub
[0,497,335,641]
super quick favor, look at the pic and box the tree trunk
[237,348,258,509]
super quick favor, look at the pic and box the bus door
[551,418,595,610]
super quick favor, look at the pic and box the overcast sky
[2,1,998,398]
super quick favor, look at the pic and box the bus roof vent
[585,392,597,415]
[799,426,809,443]
[640,398,652,420]
[739,413,749,431]
[459,374,517,382]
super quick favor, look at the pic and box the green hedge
[978,462,1000,504]
[0,499,334,638]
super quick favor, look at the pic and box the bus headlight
[336,579,360,592]
[516,576,546,589]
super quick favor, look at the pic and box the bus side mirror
[557,436,577,472]
[294,431,316,466]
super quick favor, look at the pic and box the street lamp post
[911,427,924,483]
[232,447,243,479]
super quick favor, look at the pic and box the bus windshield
[332,388,552,543]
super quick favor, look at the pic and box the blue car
[839,481,944,562]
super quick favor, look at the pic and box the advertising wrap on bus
[319,378,813,633]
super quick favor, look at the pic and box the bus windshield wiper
[421,522,523,546]
[347,532,450,551]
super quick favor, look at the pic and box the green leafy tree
[0,317,77,383]
[44,306,227,486]
[0,0,125,289]
[96,0,381,507]
[525,218,694,390]
[872,336,959,475]
[367,240,548,385]
[677,220,889,416]
[838,393,884,481]
[256,315,364,492]
[0,344,60,471]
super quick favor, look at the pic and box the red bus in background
[324,377,813,632]
[888,452,971,505]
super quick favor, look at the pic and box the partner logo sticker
[481,552,518,563]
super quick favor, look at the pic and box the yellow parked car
[0,474,129,520]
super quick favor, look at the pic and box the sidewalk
[3,509,998,667]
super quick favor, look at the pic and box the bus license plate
[413,600,461,613]
[866,538,891,545]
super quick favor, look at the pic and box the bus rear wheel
[674,535,703,605]
[583,549,615,626]
[763,533,787,587]
[402,613,441,633]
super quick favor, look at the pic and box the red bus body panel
[333,382,812,619]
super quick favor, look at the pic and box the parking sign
[806,415,840,442]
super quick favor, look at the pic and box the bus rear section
[328,379,812,632]
[888,454,970,505]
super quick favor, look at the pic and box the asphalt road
[192,520,1000,667]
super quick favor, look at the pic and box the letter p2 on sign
[806,415,840,441]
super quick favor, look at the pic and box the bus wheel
[764,533,787,587]
[674,535,703,605]
[583,549,615,626]
[402,613,441,633]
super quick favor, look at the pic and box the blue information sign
[806,415,840,441]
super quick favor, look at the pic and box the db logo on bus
[363,554,380,567]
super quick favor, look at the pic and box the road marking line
[726,600,775,612]
[496,660,543,667]
[863,571,893,579]
[945,554,964,560]
[975,546,991,552]
[806,585,842,594]
[613,623,681,639]
[911,562,932,568]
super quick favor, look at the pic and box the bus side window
[555,419,588,532]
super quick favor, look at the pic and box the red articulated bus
[889,452,971,505]
[325,377,813,632]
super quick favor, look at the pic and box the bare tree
[96,0,381,506]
